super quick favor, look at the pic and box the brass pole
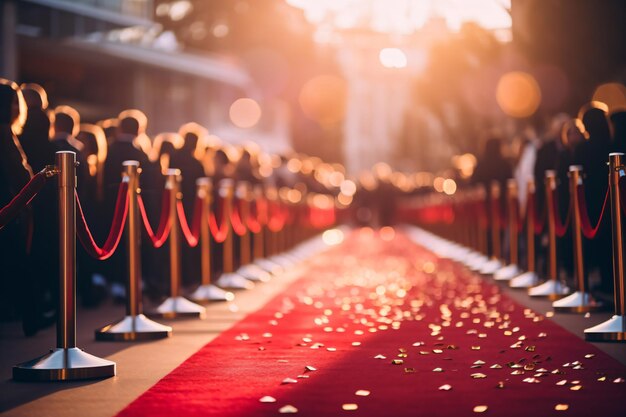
[237,182,251,267]
[507,179,519,266]
[609,154,625,316]
[545,171,557,282]
[570,166,586,296]
[220,179,235,274]
[198,178,212,286]
[167,169,182,298]
[477,186,487,256]
[57,151,76,350]
[526,179,536,273]
[490,181,501,260]
[125,161,141,318]
[253,185,265,261]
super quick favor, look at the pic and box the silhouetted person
[610,109,626,153]
[19,83,55,172]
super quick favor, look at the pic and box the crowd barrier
[400,153,626,343]
[1,151,338,381]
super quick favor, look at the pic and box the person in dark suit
[610,108,626,153]
[19,83,55,172]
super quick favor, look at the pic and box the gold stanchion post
[191,178,234,301]
[529,170,569,299]
[510,179,540,288]
[13,151,116,381]
[235,182,271,282]
[585,153,626,341]
[96,161,172,339]
[479,181,503,274]
[553,166,603,312]
[154,169,206,318]
[495,179,521,281]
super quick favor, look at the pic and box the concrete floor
[0,246,624,417]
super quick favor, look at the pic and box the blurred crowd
[469,101,626,299]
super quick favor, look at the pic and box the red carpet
[117,229,626,417]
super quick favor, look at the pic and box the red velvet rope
[230,198,248,236]
[209,196,229,243]
[552,188,571,238]
[0,171,48,230]
[138,190,171,248]
[577,184,609,239]
[308,206,336,229]
[246,200,262,233]
[527,192,545,234]
[267,201,289,232]
[75,182,129,260]
[177,196,202,247]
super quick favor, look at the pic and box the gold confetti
[496,381,505,389]
[279,405,298,414]
[471,373,487,379]
[523,377,540,383]
[305,365,317,372]
[258,347,266,351]
[546,311,554,317]
[556,380,567,385]
[433,349,443,354]
[392,359,404,365]
[490,364,502,369]
[614,378,625,383]
[597,376,606,382]
[281,378,298,384]
[398,353,408,358]
[342,403,358,411]
[404,367,416,373]
[412,341,424,346]
[263,332,273,338]
[525,346,536,352]
[259,396,276,403]
[297,375,309,379]
[584,354,595,359]
[352,342,362,347]
[555,404,569,411]
[355,390,370,397]
[511,370,525,375]
[570,385,582,391]
[473,405,488,413]
[471,346,481,350]
[374,354,386,359]
[419,351,430,355]
[439,384,452,391]
[433,368,444,372]
[474,360,486,365]
[327,347,337,352]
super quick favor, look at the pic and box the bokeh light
[592,83,626,112]
[496,71,542,118]
[299,74,347,126]
[442,179,457,195]
[229,98,262,129]
[379,48,407,69]
[322,228,345,246]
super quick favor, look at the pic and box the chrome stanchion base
[94,314,172,341]
[13,347,115,381]
[215,273,255,290]
[236,264,272,282]
[191,284,235,302]
[254,259,284,275]
[553,291,604,313]
[467,254,489,271]
[528,279,569,300]
[153,296,206,319]
[509,271,539,289]
[494,264,521,281]
[584,315,626,342]
[268,254,296,268]
[479,258,502,275]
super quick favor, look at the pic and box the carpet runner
[117,228,626,417]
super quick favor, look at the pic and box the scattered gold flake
[555,404,569,411]
[399,348,407,353]
[473,405,488,413]
[478,333,487,338]
[523,377,541,383]
[471,346,481,350]
[398,353,408,358]
[511,370,525,375]
[355,390,370,397]
[614,378,625,383]
[327,347,337,352]
[538,332,547,338]
[570,385,582,391]
[342,404,358,411]
[297,375,309,379]
[259,396,276,403]
[263,333,273,338]
[279,405,298,414]
[258,347,266,351]
[523,364,535,371]
[433,368,444,372]
[584,312,591,318]
[584,354,595,359]
[352,342,361,347]
[490,364,502,369]
[281,378,298,384]
[419,351,430,355]
[474,360,486,366]
[439,384,452,391]
[374,354,386,359]
[278,360,289,363]
[305,365,317,372]
[471,373,487,379]
[525,346,536,352]
[404,367,416,373]
[597,376,606,382]
[235,333,250,341]
[546,311,554,317]
[433,349,443,354]
[496,381,505,389]
[392,359,404,365]
[302,337,312,343]
[412,341,424,346]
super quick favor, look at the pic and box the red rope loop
[76,181,129,260]
[527,192,546,234]
[267,201,289,232]
[577,184,609,239]
[0,171,48,230]
[246,200,262,233]
[177,196,202,247]
[230,198,248,236]
[138,190,171,248]
[552,188,571,238]
[209,196,230,243]
[308,206,336,229]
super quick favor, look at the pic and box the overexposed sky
[286,0,511,33]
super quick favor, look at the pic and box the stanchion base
[494,264,521,281]
[191,284,235,302]
[553,291,604,313]
[584,315,626,342]
[152,296,206,319]
[528,280,569,300]
[254,259,284,275]
[509,271,539,289]
[216,273,254,290]
[479,258,502,275]
[95,314,172,341]
[13,347,116,381]
[467,254,489,271]
[267,254,295,268]
[236,264,272,282]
